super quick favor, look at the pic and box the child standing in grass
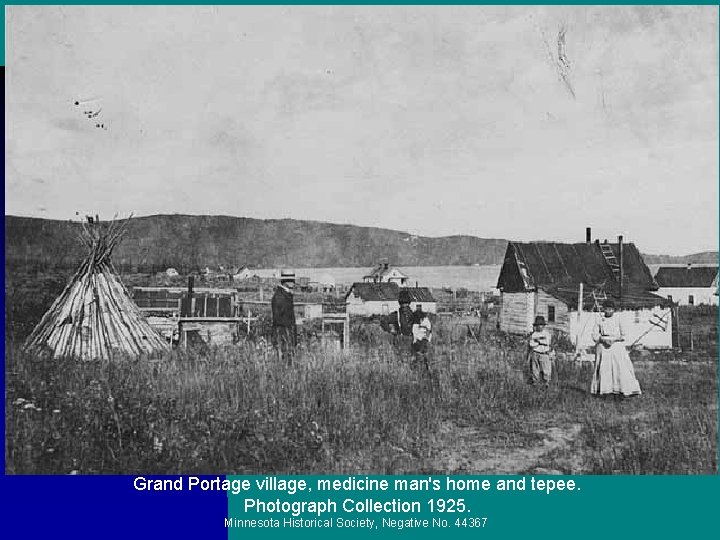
[527,315,552,386]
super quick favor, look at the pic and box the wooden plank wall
[535,290,570,335]
[500,292,533,333]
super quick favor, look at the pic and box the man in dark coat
[380,289,415,360]
[271,271,297,364]
[411,304,432,372]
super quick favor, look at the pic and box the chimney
[618,235,624,300]
[586,227,591,244]
[384,262,389,270]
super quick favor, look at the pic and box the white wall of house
[656,287,718,306]
[501,289,672,350]
[410,301,437,314]
[345,293,437,316]
[293,303,323,320]
[363,268,409,286]
[346,298,399,316]
[386,268,408,285]
[569,307,673,350]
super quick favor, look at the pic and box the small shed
[133,286,242,345]
[496,236,673,350]
[345,282,436,316]
[655,265,718,306]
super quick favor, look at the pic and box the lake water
[252,264,675,292]
[253,265,503,292]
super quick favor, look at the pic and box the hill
[4,215,508,272]
[5,214,715,272]
[640,251,718,265]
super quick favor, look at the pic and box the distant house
[318,273,336,293]
[165,268,179,277]
[496,236,673,350]
[345,282,436,316]
[655,265,719,306]
[363,262,409,286]
[297,276,311,291]
[232,266,254,281]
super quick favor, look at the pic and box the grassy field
[5,315,717,475]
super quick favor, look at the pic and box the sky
[5,5,719,255]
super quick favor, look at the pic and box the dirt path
[362,418,588,475]
[417,420,584,474]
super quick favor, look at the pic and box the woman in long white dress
[590,299,642,397]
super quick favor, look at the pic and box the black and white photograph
[5,5,718,475]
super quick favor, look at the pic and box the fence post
[343,313,350,350]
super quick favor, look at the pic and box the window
[667,295,673,303]
[382,304,389,315]
[634,311,640,323]
[688,295,695,305]
[547,305,556,323]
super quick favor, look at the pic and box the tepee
[23,216,169,360]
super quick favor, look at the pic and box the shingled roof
[497,241,669,310]
[347,282,399,301]
[403,287,436,303]
[655,266,718,288]
[346,283,435,303]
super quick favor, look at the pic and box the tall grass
[5,319,717,475]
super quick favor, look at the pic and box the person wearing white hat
[272,270,297,364]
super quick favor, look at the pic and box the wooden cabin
[133,286,241,345]
[496,234,673,350]
[345,282,436,316]
[655,265,719,306]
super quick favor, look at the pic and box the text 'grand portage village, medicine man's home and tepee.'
[496,228,674,351]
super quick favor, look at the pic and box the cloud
[5,5,718,254]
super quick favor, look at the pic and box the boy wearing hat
[527,315,552,386]
[272,270,297,364]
